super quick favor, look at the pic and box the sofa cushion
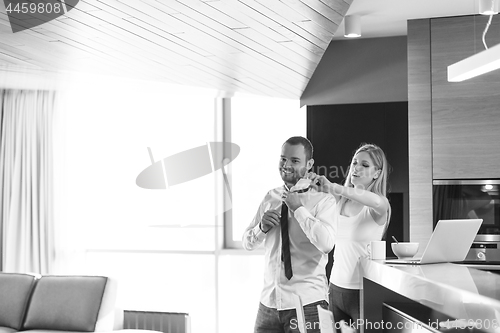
[0,327,17,333]
[0,272,37,330]
[23,276,108,332]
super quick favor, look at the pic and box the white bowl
[391,242,419,259]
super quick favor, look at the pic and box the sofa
[0,272,124,333]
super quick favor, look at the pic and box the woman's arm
[331,183,389,224]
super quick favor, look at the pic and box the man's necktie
[281,202,293,280]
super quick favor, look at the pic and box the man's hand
[260,209,281,233]
[284,192,302,212]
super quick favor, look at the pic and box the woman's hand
[307,172,332,194]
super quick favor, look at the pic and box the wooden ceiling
[0,0,352,99]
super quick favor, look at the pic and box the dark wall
[307,102,409,252]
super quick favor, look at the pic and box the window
[55,77,305,333]
[60,78,218,252]
[57,77,222,333]
[227,94,306,248]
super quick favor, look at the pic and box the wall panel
[408,19,433,251]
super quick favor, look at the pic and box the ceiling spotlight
[344,15,361,38]
[479,0,499,15]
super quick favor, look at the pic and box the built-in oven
[433,180,500,262]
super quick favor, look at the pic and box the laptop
[385,219,482,265]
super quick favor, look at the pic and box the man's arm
[286,193,337,254]
[242,193,279,251]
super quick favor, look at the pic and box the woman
[309,143,391,331]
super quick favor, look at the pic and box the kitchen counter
[458,262,500,271]
[360,258,500,332]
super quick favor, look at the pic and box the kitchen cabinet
[408,15,500,247]
[431,15,500,180]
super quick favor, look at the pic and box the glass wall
[59,77,218,252]
[85,251,216,331]
[230,94,306,245]
[57,77,221,333]
[55,75,303,333]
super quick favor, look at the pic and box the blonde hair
[339,143,392,232]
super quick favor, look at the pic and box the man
[243,136,336,333]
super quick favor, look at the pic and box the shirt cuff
[253,223,267,241]
[293,206,313,223]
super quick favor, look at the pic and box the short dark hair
[283,136,313,161]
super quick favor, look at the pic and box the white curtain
[0,89,57,274]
